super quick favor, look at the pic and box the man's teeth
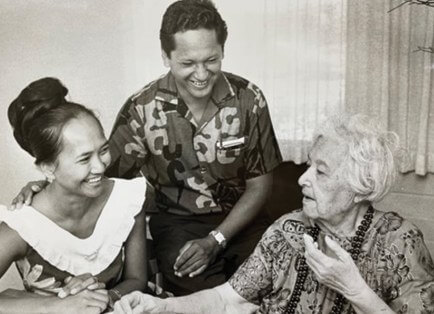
[191,80,207,87]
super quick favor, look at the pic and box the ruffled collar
[0,177,146,275]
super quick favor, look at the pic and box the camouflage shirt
[107,71,282,215]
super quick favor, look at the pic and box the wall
[0,0,158,205]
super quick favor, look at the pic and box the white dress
[0,177,146,295]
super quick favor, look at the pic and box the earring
[45,172,55,183]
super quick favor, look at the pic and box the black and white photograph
[0,0,433,313]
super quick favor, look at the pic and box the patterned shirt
[228,209,434,314]
[107,71,282,215]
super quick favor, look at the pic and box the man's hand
[58,273,105,298]
[173,235,221,278]
[303,234,368,299]
[10,180,47,210]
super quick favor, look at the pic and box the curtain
[261,0,347,164]
[345,0,434,175]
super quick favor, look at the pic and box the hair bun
[8,77,68,156]
[20,77,67,104]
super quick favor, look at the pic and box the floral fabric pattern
[16,258,62,296]
[228,209,434,314]
[14,245,124,294]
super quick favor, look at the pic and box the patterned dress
[228,209,434,314]
[0,177,145,295]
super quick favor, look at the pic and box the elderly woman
[112,114,434,314]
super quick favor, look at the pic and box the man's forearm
[217,173,272,241]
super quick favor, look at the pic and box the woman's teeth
[86,177,101,183]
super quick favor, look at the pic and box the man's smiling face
[162,28,223,105]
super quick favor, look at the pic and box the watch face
[210,230,226,247]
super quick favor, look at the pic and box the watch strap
[209,230,227,248]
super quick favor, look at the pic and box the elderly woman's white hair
[314,113,400,203]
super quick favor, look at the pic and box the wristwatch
[209,230,227,249]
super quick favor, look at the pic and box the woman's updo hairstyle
[8,77,101,165]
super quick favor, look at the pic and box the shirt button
[200,167,207,174]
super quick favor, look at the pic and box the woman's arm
[0,222,109,314]
[165,282,258,314]
[109,208,147,299]
[0,222,27,278]
[113,282,258,314]
[0,289,108,314]
[345,283,395,314]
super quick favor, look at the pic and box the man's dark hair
[160,0,228,57]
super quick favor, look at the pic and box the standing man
[106,0,281,295]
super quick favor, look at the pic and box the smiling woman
[0,78,148,314]
[45,114,111,199]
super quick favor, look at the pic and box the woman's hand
[111,291,167,314]
[58,273,105,298]
[10,180,47,210]
[53,289,109,314]
[303,234,368,299]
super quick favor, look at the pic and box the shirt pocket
[216,143,246,165]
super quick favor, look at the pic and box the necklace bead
[284,206,375,314]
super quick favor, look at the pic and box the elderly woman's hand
[303,234,369,300]
[111,291,171,314]
[53,289,109,314]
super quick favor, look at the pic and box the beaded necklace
[285,206,375,314]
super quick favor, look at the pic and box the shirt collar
[155,71,235,107]
[154,72,179,105]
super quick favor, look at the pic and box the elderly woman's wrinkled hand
[111,291,169,314]
[303,234,368,299]
[52,289,109,314]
